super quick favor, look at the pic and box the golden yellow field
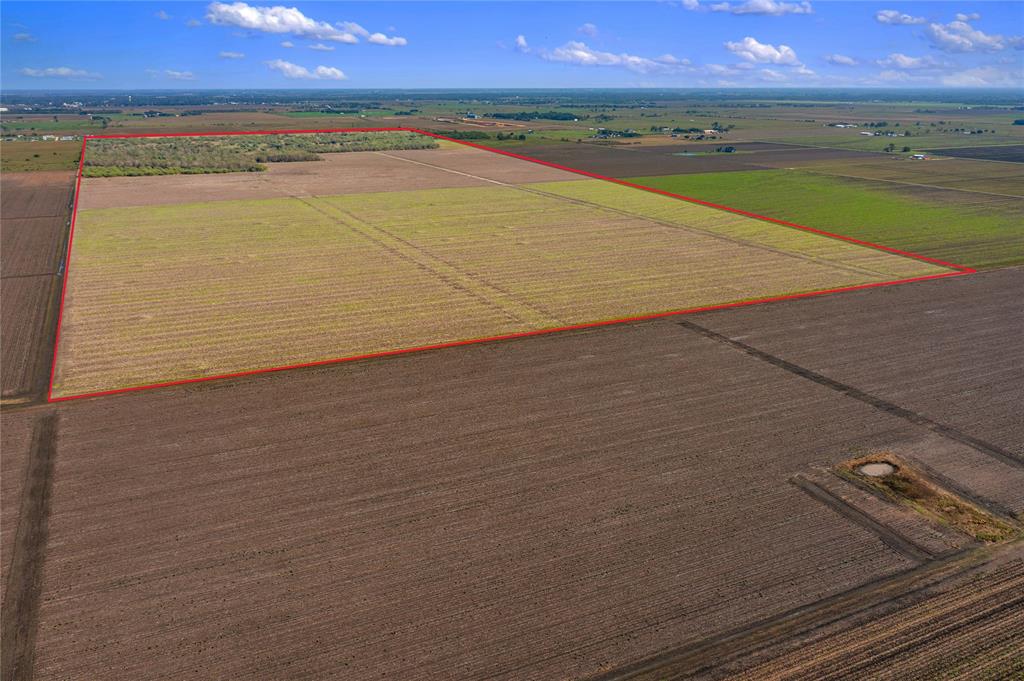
[52,144,953,397]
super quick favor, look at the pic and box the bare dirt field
[513,142,879,177]
[1,216,66,277]
[1,278,53,397]
[0,171,74,399]
[926,143,1024,163]
[0,172,75,219]
[690,266,1024,459]
[30,320,944,680]
[76,145,583,210]
[54,142,951,397]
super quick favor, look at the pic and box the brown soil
[511,143,878,178]
[0,172,75,219]
[1,277,53,397]
[1,216,67,277]
[76,145,583,210]
[30,319,938,680]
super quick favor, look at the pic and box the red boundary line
[48,127,975,403]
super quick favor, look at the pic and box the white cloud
[711,0,812,15]
[13,32,37,42]
[337,21,407,46]
[825,53,857,66]
[655,54,690,65]
[680,0,701,9]
[577,23,598,37]
[206,2,356,42]
[514,34,529,52]
[876,52,941,69]
[280,40,294,48]
[541,40,689,74]
[366,32,407,46]
[759,68,788,81]
[925,17,1018,53]
[19,66,101,80]
[875,9,925,25]
[955,12,981,22]
[941,65,1018,87]
[265,58,347,80]
[308,43,335,51]
[156,9,171,20]
[725,36,800,65]
[165,69,196,80]
[219,50,245,59]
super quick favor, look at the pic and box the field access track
[50,129,966,399]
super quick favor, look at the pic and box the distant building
[910,154,927,160]
[703,129,718,136]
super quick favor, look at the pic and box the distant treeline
[487,111,580,121]
[83,131,437,176]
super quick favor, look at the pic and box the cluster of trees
[495,132,528,141]
[83,132,437,177]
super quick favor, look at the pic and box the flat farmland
[33,320,942,680]
[632,170,1024,269]
[1,171,75,399]
[53,136,953,397]
[926,144,1024,163]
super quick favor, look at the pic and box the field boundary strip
[48,127,976,403]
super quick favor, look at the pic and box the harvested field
[0,171,75,400]
[33,319,957,680]
[0,172,75,219]
[54,142,951,397]
[1,277,53,397]
[738,551,1024,680]
[512,142,877,177]
[690,266,1024,459]
[76,145,583,210]
[1,216,66,277]
[927,144,1024,163]
[0,410,35,604]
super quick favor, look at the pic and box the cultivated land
[14,268,1024,680]
[4,93,1023,679]
[0,172,75,398]
[52,137,952,398]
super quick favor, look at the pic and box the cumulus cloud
[156,9,171,20]
[875,9,925,25]
[725,36,800,64]
[577,23,598,37]
[540,40,690,73]
[265,58,346,80]
[514,34,529,52]
[206,2,406,45]
[955,12,981,22]
[280,40,294,47]
[308,42,335,51]
[875,52,940,69]
[925,17,1019,53]
[337,21,407,46]
[825,53,857,66]
[219,50,245,58]
[19,66,101,80]
[13,32,37,42]
[710,0,812,15]
[680,0,701,9]
[165,69,196,80]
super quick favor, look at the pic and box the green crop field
[629,170,1024,269]
[0,140,81,172]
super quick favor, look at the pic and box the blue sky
[3,1,1022,89]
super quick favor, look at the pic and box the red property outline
[48,127,975,402]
